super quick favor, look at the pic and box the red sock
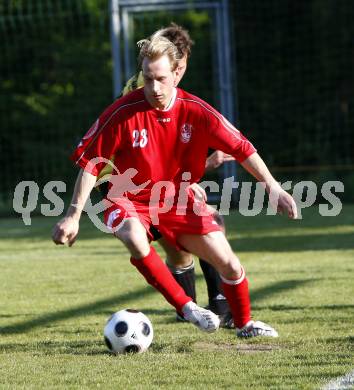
[221,267,252,329]
[130,247,192,313]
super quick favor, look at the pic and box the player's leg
[106,210,219,332]
[178,230,250,327]
[159,237,197,303]
[160,228,233,327]
[113,217,190,310]
[177,231,278,338]
[198,208,232,327]
[158,237,196,322]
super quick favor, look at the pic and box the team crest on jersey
[180,123,193,143]
[83,119,99,140]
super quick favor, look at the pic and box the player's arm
[241,152,298,219]
[52,169,96,246]
[53,94,122,246]
[205,150,234,172]
[204,108,297,219]
[188,182,207,202]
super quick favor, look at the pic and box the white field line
[321,369,354,390]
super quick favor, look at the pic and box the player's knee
[215,254,242,280]
[120,233,150,258]
[115,220,150,258]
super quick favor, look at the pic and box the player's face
[142,55,177,110]
[175,54,188,86]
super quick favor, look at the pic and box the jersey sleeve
[70,104,122,176]
[205,107,256,163]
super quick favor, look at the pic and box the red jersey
[71,88,256,202]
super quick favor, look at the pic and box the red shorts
[103,197,221,249]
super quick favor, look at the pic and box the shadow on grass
[249,279,314,303]
[0,285,157,335]
[0,278,314,335]
[0,339,110,355]
[0,338,182,356]
[262,304,354,311]
[229,232,354,252]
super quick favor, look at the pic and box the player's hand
[205,151,234,171]
[52,216,79,247]
[188,183,207,202]
[269,187,298,219]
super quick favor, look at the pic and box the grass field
[0,205,353,389]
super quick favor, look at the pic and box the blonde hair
[152,23,194,59]
[138,34,179,71]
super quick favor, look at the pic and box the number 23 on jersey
[132,129,148,148]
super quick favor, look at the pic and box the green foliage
[231,1,354,169]
[0,0,112,197]
[1,1,353,203]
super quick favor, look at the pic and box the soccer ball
[104,309,153,354]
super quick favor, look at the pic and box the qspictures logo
[12,157,344,232]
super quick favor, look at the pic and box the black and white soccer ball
[104,309,153,354]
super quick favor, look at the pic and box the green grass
[0,206,353,389]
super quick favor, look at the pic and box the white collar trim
[162,88,177,111]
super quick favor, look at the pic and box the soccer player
[52,34,297,338]
[100,23,234,327]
